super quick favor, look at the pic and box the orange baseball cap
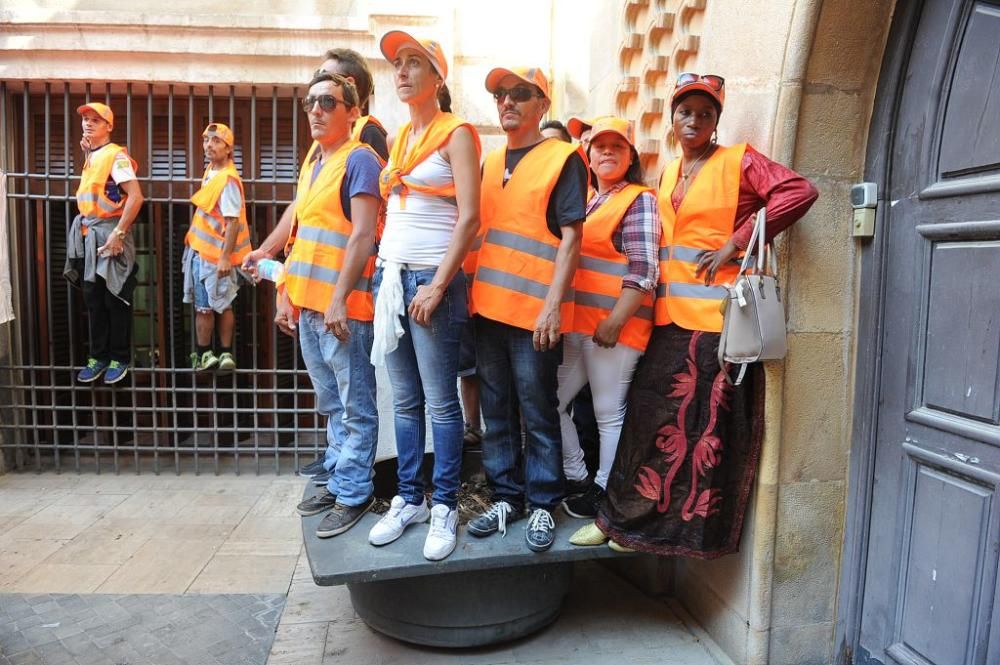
[380,30,449,79]
[76,102,114,128]
[202,122,234,147]
[587,116,636,148]
[484,67,550,101]
[567,114,614,140]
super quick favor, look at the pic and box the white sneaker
[423,504,458,561]
[368,495,430,546]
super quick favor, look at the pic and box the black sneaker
[316,497,374,538]
[565,476,593,497]
[525,508,556,552]
[463,423,483,447]
[297,456,327,478]
[311,470,332,487]
[562,484,605,519]
[467,500,524,537]
[296,489,338,516]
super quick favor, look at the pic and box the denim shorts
[191,252,211,311]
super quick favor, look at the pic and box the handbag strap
[738,208,779,279]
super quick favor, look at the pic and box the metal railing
[0,79,331,475]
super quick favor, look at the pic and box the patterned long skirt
[596,324,764,558]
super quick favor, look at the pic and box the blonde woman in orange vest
[182,123,251,372]
[366,31,482,561]
[64,102,145,385]
[465,67,588,553]
[585,74,817,556]
[555,117,661,523]
[281,72,385,538]
[241,48,387,484]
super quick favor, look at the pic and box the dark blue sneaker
[297,456,327,478]
[77,358,108,383]
[104,360,130,385]
[525,508,556,552]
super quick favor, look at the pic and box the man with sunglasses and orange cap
[242,48,388,485]
[182,122,252,372]
[466,67,588,553]
[285,71,384,539]
[64,102,145,385]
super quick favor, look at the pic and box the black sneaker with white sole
[525,508,556,552]
[311,470,332,486]
[297,456,327,478]
[562,484,605,519]
[316,497,374,538]
[467,500,524,537]
[296,489,338,516]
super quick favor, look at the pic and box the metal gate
[0,79,331,475]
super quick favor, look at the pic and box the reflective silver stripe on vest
[484,229,558,262]
[667,283,728,299]
[658,245,705,263]
[285,260,370,291]
[575,290,653,320]
[295,225,350,249]
[194,209,225,235]
[475,266,573,303]
[188,226,224,249]
[670,246,705,263]
[78,192,122,214]
[233,237,252,253]
[470,235,483,251]
[579,255,627,276]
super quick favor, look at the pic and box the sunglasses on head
[300,94,352,113]
[492,86,542,103]
[676,73,725,91]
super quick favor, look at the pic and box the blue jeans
[373,265,466,509]
[475,315,564,511]
[297,309,378,507]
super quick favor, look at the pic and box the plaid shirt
[586,181,661,293]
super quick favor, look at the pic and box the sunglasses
[676,73,725,91]
[492,86,542,103]
[300,94,352,113]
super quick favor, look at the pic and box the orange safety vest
[283,139,377,320]
[186,163,252,265]
[573,184,655,351]
[352,115,386,143]
[379,111,480,206]
[654,143,747,331]
[75,143,137,236]
[470,139,585,332]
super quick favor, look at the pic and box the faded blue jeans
[475,315,565,511]
[373,265,467,509]
[297,309,378,507]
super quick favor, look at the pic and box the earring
[711,129,718,144]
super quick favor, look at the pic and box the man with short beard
[466,67,588,552]
[282,72,383,538]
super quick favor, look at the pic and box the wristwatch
[114,228,127,240]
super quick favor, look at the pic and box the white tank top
[378,150,458,266]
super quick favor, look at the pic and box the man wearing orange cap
[64,102,145,385]
[466,67,588,552]
[182,122,252,372]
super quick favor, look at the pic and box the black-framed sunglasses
[300,94,352,113]
[492,86,542,103]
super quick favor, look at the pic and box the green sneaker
[197,350,219,371]
[217,352,236,372]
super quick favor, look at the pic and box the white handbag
[717,208,787,385]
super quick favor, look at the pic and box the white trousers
[557,332,642,489]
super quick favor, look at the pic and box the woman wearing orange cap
[589,74,818,557]
[367,31,482,561]
[64,102,145,386]
[556,117,661,522]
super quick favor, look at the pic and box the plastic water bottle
[255,259,285,282]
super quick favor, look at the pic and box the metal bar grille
[0,79,328,475]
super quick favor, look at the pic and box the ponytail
[437,83,452,113]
